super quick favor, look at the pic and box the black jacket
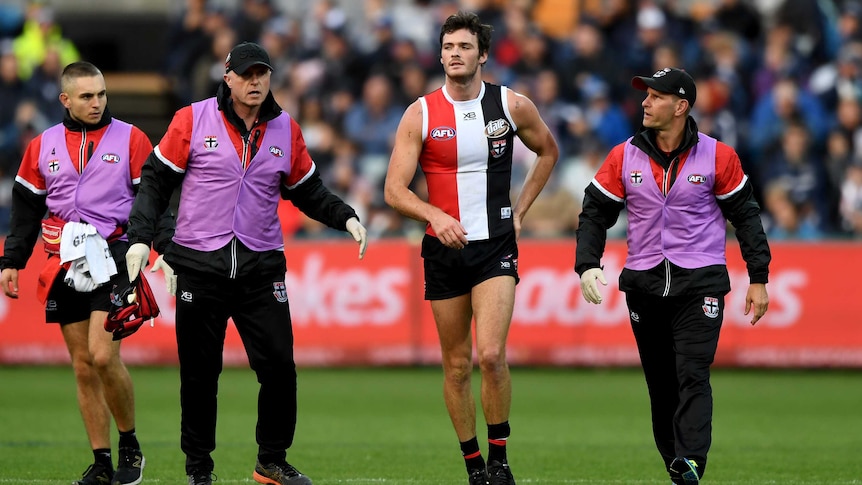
[575,117,771,297]
[127,82,358,279]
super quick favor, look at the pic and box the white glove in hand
[580,267,607,304]
[345,217,368,259]
[151,254,177,296]
[125,243,151,283]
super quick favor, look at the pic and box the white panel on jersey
[451,92,490,241]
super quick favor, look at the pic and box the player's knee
[477,348,507,376]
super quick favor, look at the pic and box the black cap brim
[632,76,661,93]
[231,60,274,75]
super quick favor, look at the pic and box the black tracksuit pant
[625,291,724,477]
[175,268,297,474]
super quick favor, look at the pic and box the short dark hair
[62,61,101,79]
[61,61,102,92]
[439,10,492,59]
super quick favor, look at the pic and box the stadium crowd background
[1,0,862,242]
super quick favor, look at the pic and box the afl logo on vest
[101,153,121,164]
[269,146,284,157]
[688,174,707,185]
[430,126,456,141]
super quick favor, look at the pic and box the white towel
[59,222,118,292]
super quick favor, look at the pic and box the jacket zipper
[229,238,238,279]
[78,128,88,173]
[661,157,678,297]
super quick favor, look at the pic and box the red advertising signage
[1,239,860,367]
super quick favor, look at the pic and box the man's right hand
[580,267,607,304]
[429,211,468,250]
[125,243,151,283]
[0,268,19,299]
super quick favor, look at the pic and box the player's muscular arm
[508,90,559,236]
[385,100,468,248]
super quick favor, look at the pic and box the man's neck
[445,75,482,101]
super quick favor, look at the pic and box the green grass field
[0,366,860,484]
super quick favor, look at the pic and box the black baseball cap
[631,67,696,106]
[224,42,273,75]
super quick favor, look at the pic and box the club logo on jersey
[269,146,284,157]
[702,297,719,319]
[48,160,60,173]
[430,126,456,141]
[484,118,510,138]
[491,139,508,158]
[500,207,512,219]
[101,153,121,164]
[630,170,643,187]
[688,174,707,185]
[204,135,218,151]
[272,282,288,303]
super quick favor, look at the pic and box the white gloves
[346,217,368,259]
[125,243,151,283]
[580,267,607,304]
[151,254,177,296]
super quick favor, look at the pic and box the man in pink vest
[124,42,367,485]
[0,61,167,485]
[575,67,771,484]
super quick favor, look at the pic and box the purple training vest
[39,120,134,240]
[622,133,726,270]
[173,97,293,252]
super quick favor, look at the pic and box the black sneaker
[487,460,516,485]
[669,457,700,485]
[74,462,114,485]
[187,471,216,485]
[253,460,312,485]
[468,468,490,485]
[112,447,145,485]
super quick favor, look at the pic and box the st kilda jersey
[419,82,516,242]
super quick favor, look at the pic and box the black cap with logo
[224,42,273,75]
[631,67,696,106]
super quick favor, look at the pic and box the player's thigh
[431,294,474,357]
[473,275,516,354]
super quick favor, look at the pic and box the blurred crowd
[2,0,862,241]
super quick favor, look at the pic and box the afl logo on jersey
[430,126,456,141]
[269,146,284,157]
[688,174,707,185]
[101,153,121,164]
[484,118,510,138]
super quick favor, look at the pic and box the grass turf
[0,366,860,484]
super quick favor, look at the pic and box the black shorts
[45,269,126,325]
[422,231,519,300]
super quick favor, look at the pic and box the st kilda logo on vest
[204,135,219,151]
[485,118,510,158]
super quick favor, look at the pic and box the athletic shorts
[421,231,519,300]
[45,268,126,325]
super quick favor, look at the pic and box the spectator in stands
[554,17,621,104]
[12,3,78,81]
[748,77,829,162]
[189,25,236,101]
[759,119,831,232]
[24,42,63,123]
[342,72,402,185]
[840,157,862,238]
[761,180,824,240]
